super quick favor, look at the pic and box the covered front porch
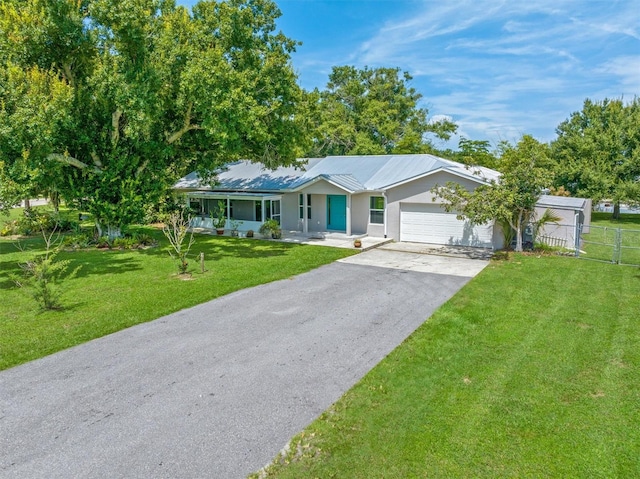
[186,192,282,232]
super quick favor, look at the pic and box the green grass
[0,225,355,371]
[255,255,640,478]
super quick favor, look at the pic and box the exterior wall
[535,206,580,248]
[492,222,505,250]
[583,199,592,233]
[280,193,299,231]
[351,194,370,236]
[385,171,486,242]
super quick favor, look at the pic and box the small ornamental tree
[432,135,554,252]
[13,221,75,310]
[162,209,195,275]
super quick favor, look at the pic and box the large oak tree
[0,0,305,236]
[552,97,640,219]
[303,66,457,157]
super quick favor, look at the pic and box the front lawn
[0,230,355,370]
[255,254,640,478]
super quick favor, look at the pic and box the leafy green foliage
[455,137,500,169]
[0,0,305,235]
[259,218,282,238]
[15,250,71,311]
[0,208,78,236]
[303,66,457,157]
[12,224,76,310]
[552,97,640,218]
[433,135,554,251]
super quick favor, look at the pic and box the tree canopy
[552,97,640,218]
[0,0,305,236]
[303,66,457,157]
[432,135,554,251]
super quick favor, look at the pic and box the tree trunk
[50,191,60,213]
[106,225,122,240]
[514,212,524,252]
[613,202,621,220]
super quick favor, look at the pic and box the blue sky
[178,0,640,150]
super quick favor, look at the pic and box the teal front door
[327,195,347,231]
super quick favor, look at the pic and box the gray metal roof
[173,155,499,193]
[537,195,587,210]
[173,159,322,192]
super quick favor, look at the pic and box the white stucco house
[173,154,507,249]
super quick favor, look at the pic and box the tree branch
[166,103,202,144]
[111,109,122,146]
[48,154,102,174]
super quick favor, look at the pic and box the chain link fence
[577,224,640,265]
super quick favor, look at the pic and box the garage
[400,203,494,247]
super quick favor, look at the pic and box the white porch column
[346,194,352,236]
[382,192,388,238]
[226,196,231,228]
[261,199,265,222]
[303,193,309,233]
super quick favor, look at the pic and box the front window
[369,196,384,224]
[271,199,281,224]
[299,194,311,219]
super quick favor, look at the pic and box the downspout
[382,191,388,238]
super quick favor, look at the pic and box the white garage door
[400,203,494,247]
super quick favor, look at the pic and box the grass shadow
[63,252,143,279]
[138,234,301,262]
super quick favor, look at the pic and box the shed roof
[537,195,587,210]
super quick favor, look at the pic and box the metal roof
[173,155,499,193]
[537,195,587,210]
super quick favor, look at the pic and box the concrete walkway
[0,250,488,479]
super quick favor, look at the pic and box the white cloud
[595,56,640,92]
[344,0,640,147]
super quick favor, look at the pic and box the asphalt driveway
[0,250,488,478]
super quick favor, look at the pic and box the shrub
[62,233,93,250]
[13,226,78,311]
[133,233,157,247]
[112,237,137,249]
[0,220,19,236]
[95,236,111,249]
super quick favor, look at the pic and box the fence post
[613,229,622,264]
[574,217,581,257]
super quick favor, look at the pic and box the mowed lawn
[0,229,355,371]
[255,255,640,477]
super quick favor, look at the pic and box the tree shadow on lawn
[64,251,143,280]
[138,235,300,261]
[0,251,143,290]
[0,237,46,256]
